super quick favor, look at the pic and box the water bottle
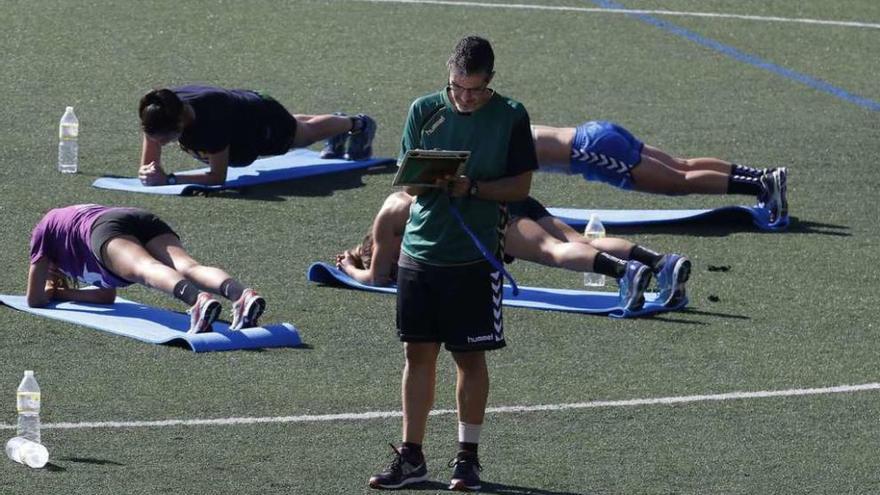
[583,214,606,287]
[16,370,41,444]
[58,106,79,174]
[5,436,49,469]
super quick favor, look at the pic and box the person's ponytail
[138,88,184,135]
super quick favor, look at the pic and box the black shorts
[507,196,551,222]
[504,197,551,264]
[89,209,179,265]
[396,256,505,352]
[255,94,297,158]
[227,93,298,167]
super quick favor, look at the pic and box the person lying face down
[531,122,788,224]
[335,192,692,309]
[137,85,377,186]
[27,204,266,333]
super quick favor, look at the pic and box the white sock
[458,421,482,445]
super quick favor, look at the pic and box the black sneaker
[320,112,348,159]
[369,444,429,490]
[448,451,482,491]
[344,114,377,160]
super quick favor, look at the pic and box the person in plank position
[336,192,688,308]
[137,85,377,186]
[27,204,265,333]
[531,122,788,224]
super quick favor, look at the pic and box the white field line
[353,0,880,30]
[2,382,878,431]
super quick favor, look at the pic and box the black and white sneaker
[759,168,788,224]
[369,444,429,490]
[448,451,482,491]
[775,167,788,221]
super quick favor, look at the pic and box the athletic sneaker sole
[623,265,652,312]
[230,296,267,331]
[776,167,788,220]
[243,296,266,329]
[188,300,221,334]
[449,479,482,491]
[667,257,692,307]
[368,472,430,489]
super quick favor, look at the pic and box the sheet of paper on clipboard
[392,149,470,187]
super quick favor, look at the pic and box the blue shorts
[569,121,644,190]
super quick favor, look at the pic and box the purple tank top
[30,204,132,288]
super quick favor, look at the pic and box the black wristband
[166,173,177,185]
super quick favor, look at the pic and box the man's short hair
[447,35,495,76]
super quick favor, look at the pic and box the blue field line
[589,0,880,112]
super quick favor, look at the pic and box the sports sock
[731,163,767,178]
[458,443,479,456]
[458,421,481,455]
[629,245,665,272]
[727,175,763,196]
[219,279,245,301]
[400,442,424,463]
[592,252,627,278]
[172,280,200,306]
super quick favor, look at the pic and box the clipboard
[392,149,470,187]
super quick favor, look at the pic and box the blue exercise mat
[0,295,301,352]
[548,205,788,231]
[92,149,394,195]
[306,262,685,319]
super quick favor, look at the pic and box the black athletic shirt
[173,85,293,167]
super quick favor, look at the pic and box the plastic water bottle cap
[24,370,33,376]
[66,106,74,112]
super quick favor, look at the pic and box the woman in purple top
[136,85,377,186]
[28,204,266,333]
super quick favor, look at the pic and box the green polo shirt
[399,89,538,265]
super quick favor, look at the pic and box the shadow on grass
[197,163,397,202]
[678,307,750,320]
[607,215,849,237]
[646,307,749,324]
[404,480,591,494]
[480,482,594,495]
[55,456,125,466]
[240,343,313,352]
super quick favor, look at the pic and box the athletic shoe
[188,292,221,334]
[775,167,789,221]
[229,288,266,331]
[448,451,482,491]
[656,254,691,307]
[369,444,429,489]
[320,112,348,159]
[759,168,787,224]
[618,260,652,312]
[345,114,377,161]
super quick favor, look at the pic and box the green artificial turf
[1,1,878,493]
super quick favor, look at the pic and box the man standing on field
[369,35,538,491]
